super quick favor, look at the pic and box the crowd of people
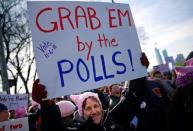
[0,52,193,131]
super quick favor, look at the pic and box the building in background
[155,47,163,65]
[162,49,175,68]
[162,49,168,58]
[165,56,175,69]
[175,54,185,66]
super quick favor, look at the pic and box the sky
[76,0,193,68]
[59,0,193,68]
[125,0,193,68]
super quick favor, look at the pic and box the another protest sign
[0,92,7,95]
[164,56,175,69]
[27,1,147,98]
[0,94,28,110]
[153,64,170,74]
[0,117,29,131]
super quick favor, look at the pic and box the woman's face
[111,86,121,98]
[83,98,103,124]
[0,111,10,122]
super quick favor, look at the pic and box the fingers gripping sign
[32,79,47,104]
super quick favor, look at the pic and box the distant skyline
[155,47,163,65]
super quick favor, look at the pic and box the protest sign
[0,94,28,110]
[27,1,147,98]
[164,56,175,68]
[0,117,29,131]
[165,56,174,64]
[0,92,7,95]
[153,64,170,74]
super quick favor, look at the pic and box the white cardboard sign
[0,117,29,131]
[0,94,28,110]
[27,1,147,98]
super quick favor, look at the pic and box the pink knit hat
[32,100,40,108]
[14,106,27,118]
[56,100,76,118]
[70,92,102,117]
[175,65,193,88]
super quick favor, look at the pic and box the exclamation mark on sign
[128,49,134,71]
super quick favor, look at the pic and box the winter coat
[169,84,193,131]
[109,95,120,109]
[109,77,170,131]
[135,80,170,131]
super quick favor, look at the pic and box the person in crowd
[0,103,10,122]
[169,55,193,131]
[163,72,172,81]
[70,92,108,130]
[170,69,177,89]
[28,100,40,114]
[108,84,122,109]
[151,70,163,80]
[56,100,76,129]
[54,96,65,103]
[185,51,193,61]
[9,109,15,119]
[151,70,175,101]
[31,53,170,131]
[14,105,39,131]
[163,72,176,89]
[110,76,170,131]
[0,102,39,131]
[14,106,27,119]
[93,87,110,110]
[28,101,41,131]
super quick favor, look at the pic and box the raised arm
[32,79,66,131]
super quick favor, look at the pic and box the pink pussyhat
[175,66,193,88]
[184,57,193,66]
[14,106,27,118]
[70,92,102,117]
[32,100,40,108]
[56,100,76,118]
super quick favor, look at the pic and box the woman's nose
[91,107,97,114]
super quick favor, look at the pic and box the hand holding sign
[32,79,47,104]
[140,53,149,68]
[28,1,147,98]
[32,79,55,107]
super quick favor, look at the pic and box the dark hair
[151,70,162,77]
[109,84,122,92]
[82,96,101,110]
[0,103,8,112]
[186,51,193,61]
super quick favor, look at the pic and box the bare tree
[0,0,36,94]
